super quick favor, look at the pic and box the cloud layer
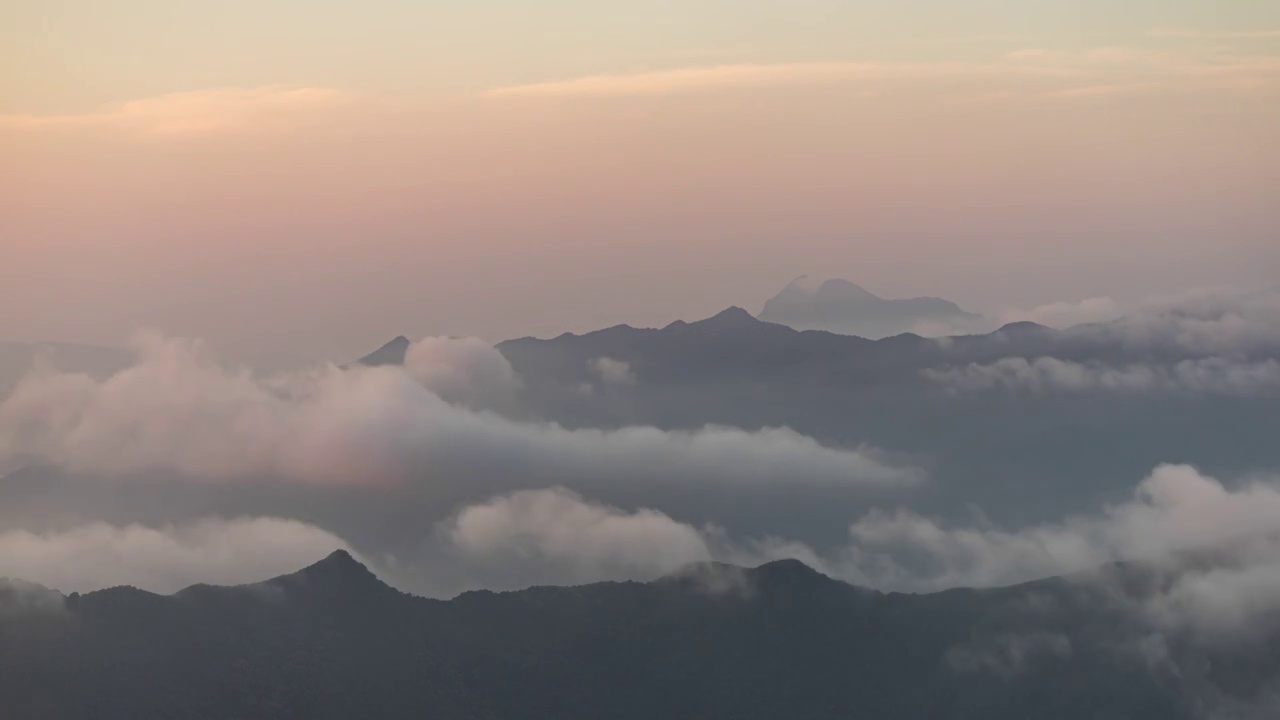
[1,292,1277,608]
[445,487,711,584]
[0,331,922,595]
[0,332,919,489]
[403,335,520,411]
[927,357,1280,395]
[482,44,1280,100]
[835,465,1280,637]
[589,357,637,386]
[0,517,350,595]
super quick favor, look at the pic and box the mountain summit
[278,549,383,588]
[698,306,758,327]
[757,276,984,338]
[359,336,411,366]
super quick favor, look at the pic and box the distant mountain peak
[701,306,758,326]
[749,558,830,583]
[815,278,879,299]
[759,277,983,339]
[778,275,877,300]
[782,274,823,292]
[658,558,843,596]
[268,549,388,598]
[359,336,411,366]
[994,321,1050,334]
[663,306,772,334]
[305,549,369,575]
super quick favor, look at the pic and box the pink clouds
[0,86,351,137]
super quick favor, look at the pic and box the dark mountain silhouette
[757,276,985,338]
[359,335,411,366]
[490,305,1188,394]
[1,553,1268,719]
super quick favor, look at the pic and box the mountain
[359,335,411,366]
[349,308,1278,533]
[497,307,1058,387]
[757,276,984,338]
[0,553,1266,719]
[492,308,1276,531]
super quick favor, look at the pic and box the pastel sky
[3,0,1279,366]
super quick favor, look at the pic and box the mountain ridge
[359,335,411,366]
[5,550,1112,607]
[1,551,1260,719]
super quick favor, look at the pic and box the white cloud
[441,487,834,590]
[913,287,1279,342]
[1082,288,1280,356]
[445,487,711,583]
[927,356,1280,395]
[589,357,637,386]
[835,464,1280,638]
[0,517,351,594]
[403,336,519,411]
[0,332,921,488]
[434,463,1280,638]
[987,287,1280,352]
[996,296,1125,328]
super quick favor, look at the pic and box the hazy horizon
[7,7,1280,714]
[5,0,1279,367]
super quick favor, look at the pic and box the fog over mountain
[0,287,1274,594]
[7,0,1278,712]
[757,276,986,338]
[1,285,1278,717]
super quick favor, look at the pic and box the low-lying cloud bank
[924,288,1280,395]
[0,517,351,595]
[0,332,920,489]
[837,465,1280,637]
[1072,287,1280,356]
[402,335,520,412]
[416,462,1280,649]
[939,286,1278,345]
[927,356,1280,396]
[890,288,1280,358]
[995,296,1128,329]
[445,487,711,583]
[2,310,1278,630]
[840,465,1273,582]
[439,487,827,589]
[5,461,1280,645]
[438,464,1280,640]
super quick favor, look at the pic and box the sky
[3,0,1279,366]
